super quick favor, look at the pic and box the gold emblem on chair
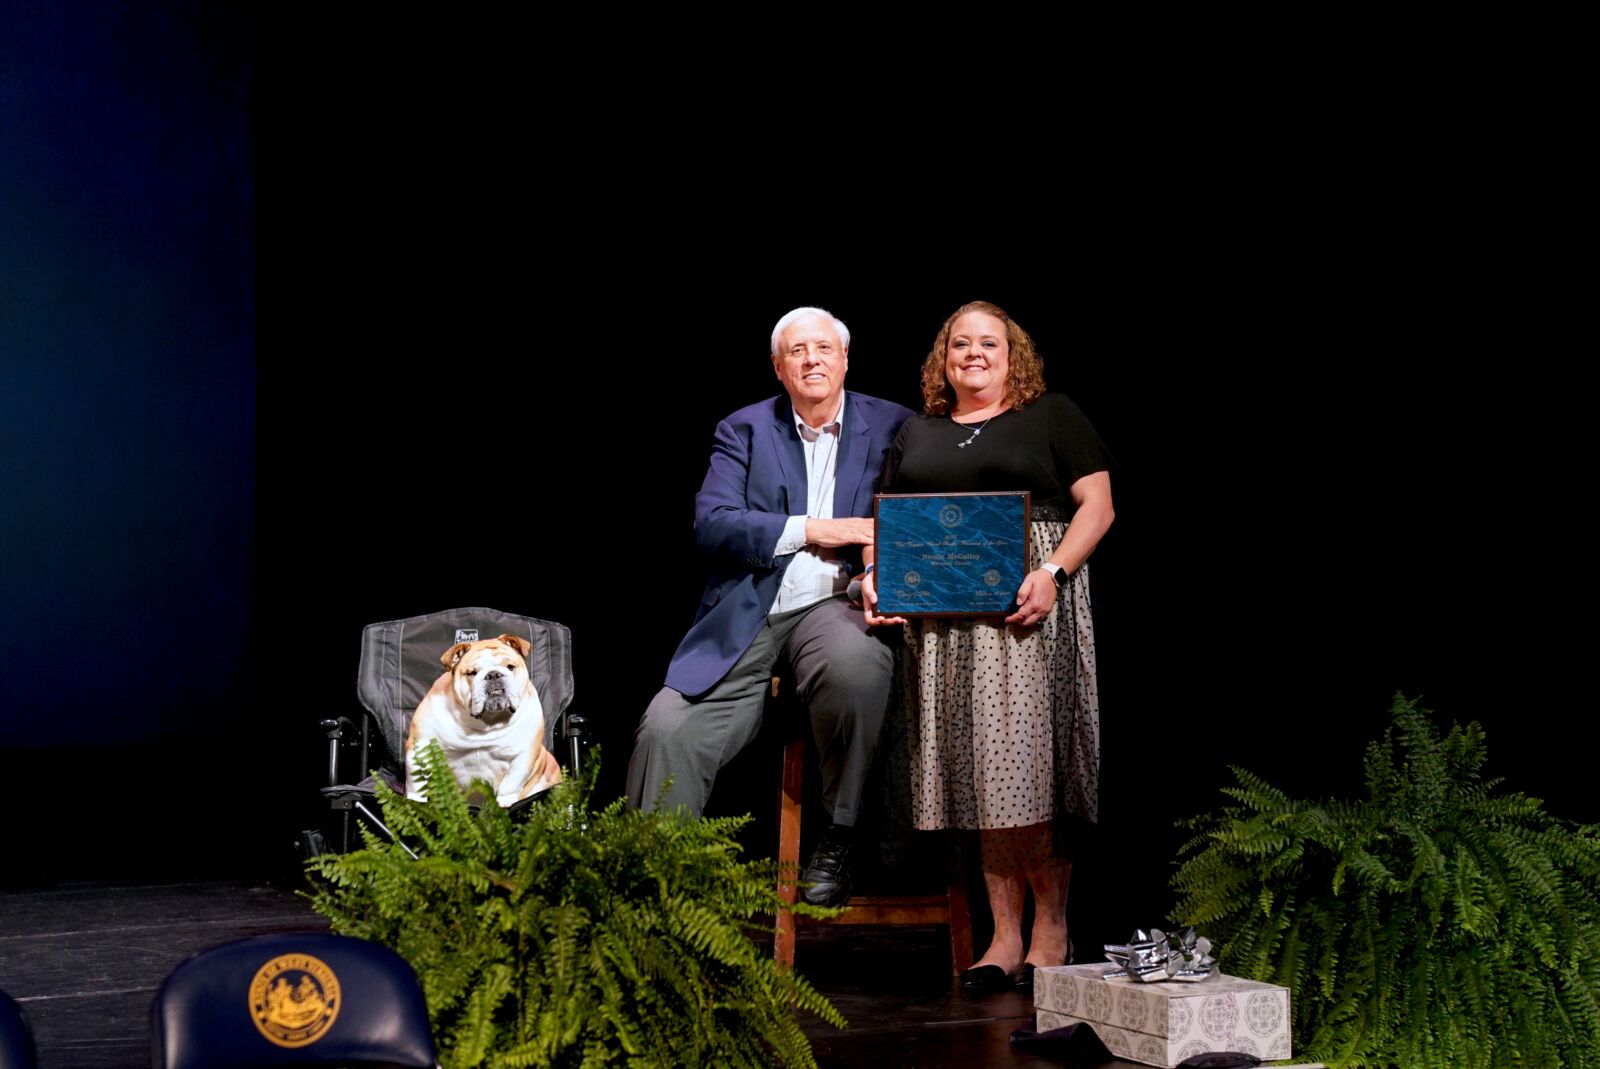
[248,953,341,1048]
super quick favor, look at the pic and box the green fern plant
[306,744,845,1068]
[1172,694,1600,1067]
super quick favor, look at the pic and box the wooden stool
[771,679,973,974]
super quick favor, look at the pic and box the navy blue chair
[151,933,437,1069]
[0,989,37,1069]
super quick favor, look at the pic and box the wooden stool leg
[774,734,805,969]
[947,870,973,974]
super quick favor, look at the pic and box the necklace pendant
[955,414,992,449]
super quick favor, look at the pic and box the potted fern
[1172,695,1600,1068]
[306,744,845,1068]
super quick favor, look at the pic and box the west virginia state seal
[249,953,341,1048]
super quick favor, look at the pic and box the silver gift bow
[1103,927,1217,982]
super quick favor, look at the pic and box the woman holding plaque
[863,301,1115,993]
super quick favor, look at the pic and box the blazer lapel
[770,399,809,515]
[833,393,871,518]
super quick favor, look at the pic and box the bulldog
[404,633,562,805]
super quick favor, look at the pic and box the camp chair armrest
[319,716,367,788]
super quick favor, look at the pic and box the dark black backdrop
[2,6,1588,954]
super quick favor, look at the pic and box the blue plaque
[873,492,1031,616]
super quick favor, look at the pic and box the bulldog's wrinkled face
[443,637,531,725]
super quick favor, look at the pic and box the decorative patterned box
[1033,964,1291,1068]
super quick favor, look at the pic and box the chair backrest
[356,607,575,768]
[151,932,436,1069]
[0,990,37,1069]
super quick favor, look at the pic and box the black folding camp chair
[307,607,583,855]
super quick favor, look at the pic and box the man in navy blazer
[626,306,913,906]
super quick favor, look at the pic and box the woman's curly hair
[919,300,1047,416]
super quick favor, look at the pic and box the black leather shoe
[960,964,1013,993]
[799,826,853,907]
[1013,963,1037,992]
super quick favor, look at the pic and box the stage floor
[0,880,1154,1068]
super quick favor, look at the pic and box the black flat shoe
[1013,963,1037,992]
[960,964,1015,993]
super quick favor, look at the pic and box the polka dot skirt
[903,520,1101,830]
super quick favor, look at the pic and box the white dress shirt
[770,395,850,614]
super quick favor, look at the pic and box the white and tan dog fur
[405,633,562,805]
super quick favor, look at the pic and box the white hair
[770,306,850,356]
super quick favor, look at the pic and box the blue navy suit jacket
[664,390,915,698]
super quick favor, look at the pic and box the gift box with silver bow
[1033,962,1291,1068]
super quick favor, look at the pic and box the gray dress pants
[625,595,893,827]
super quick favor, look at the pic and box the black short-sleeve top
[879,393,1114,522]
